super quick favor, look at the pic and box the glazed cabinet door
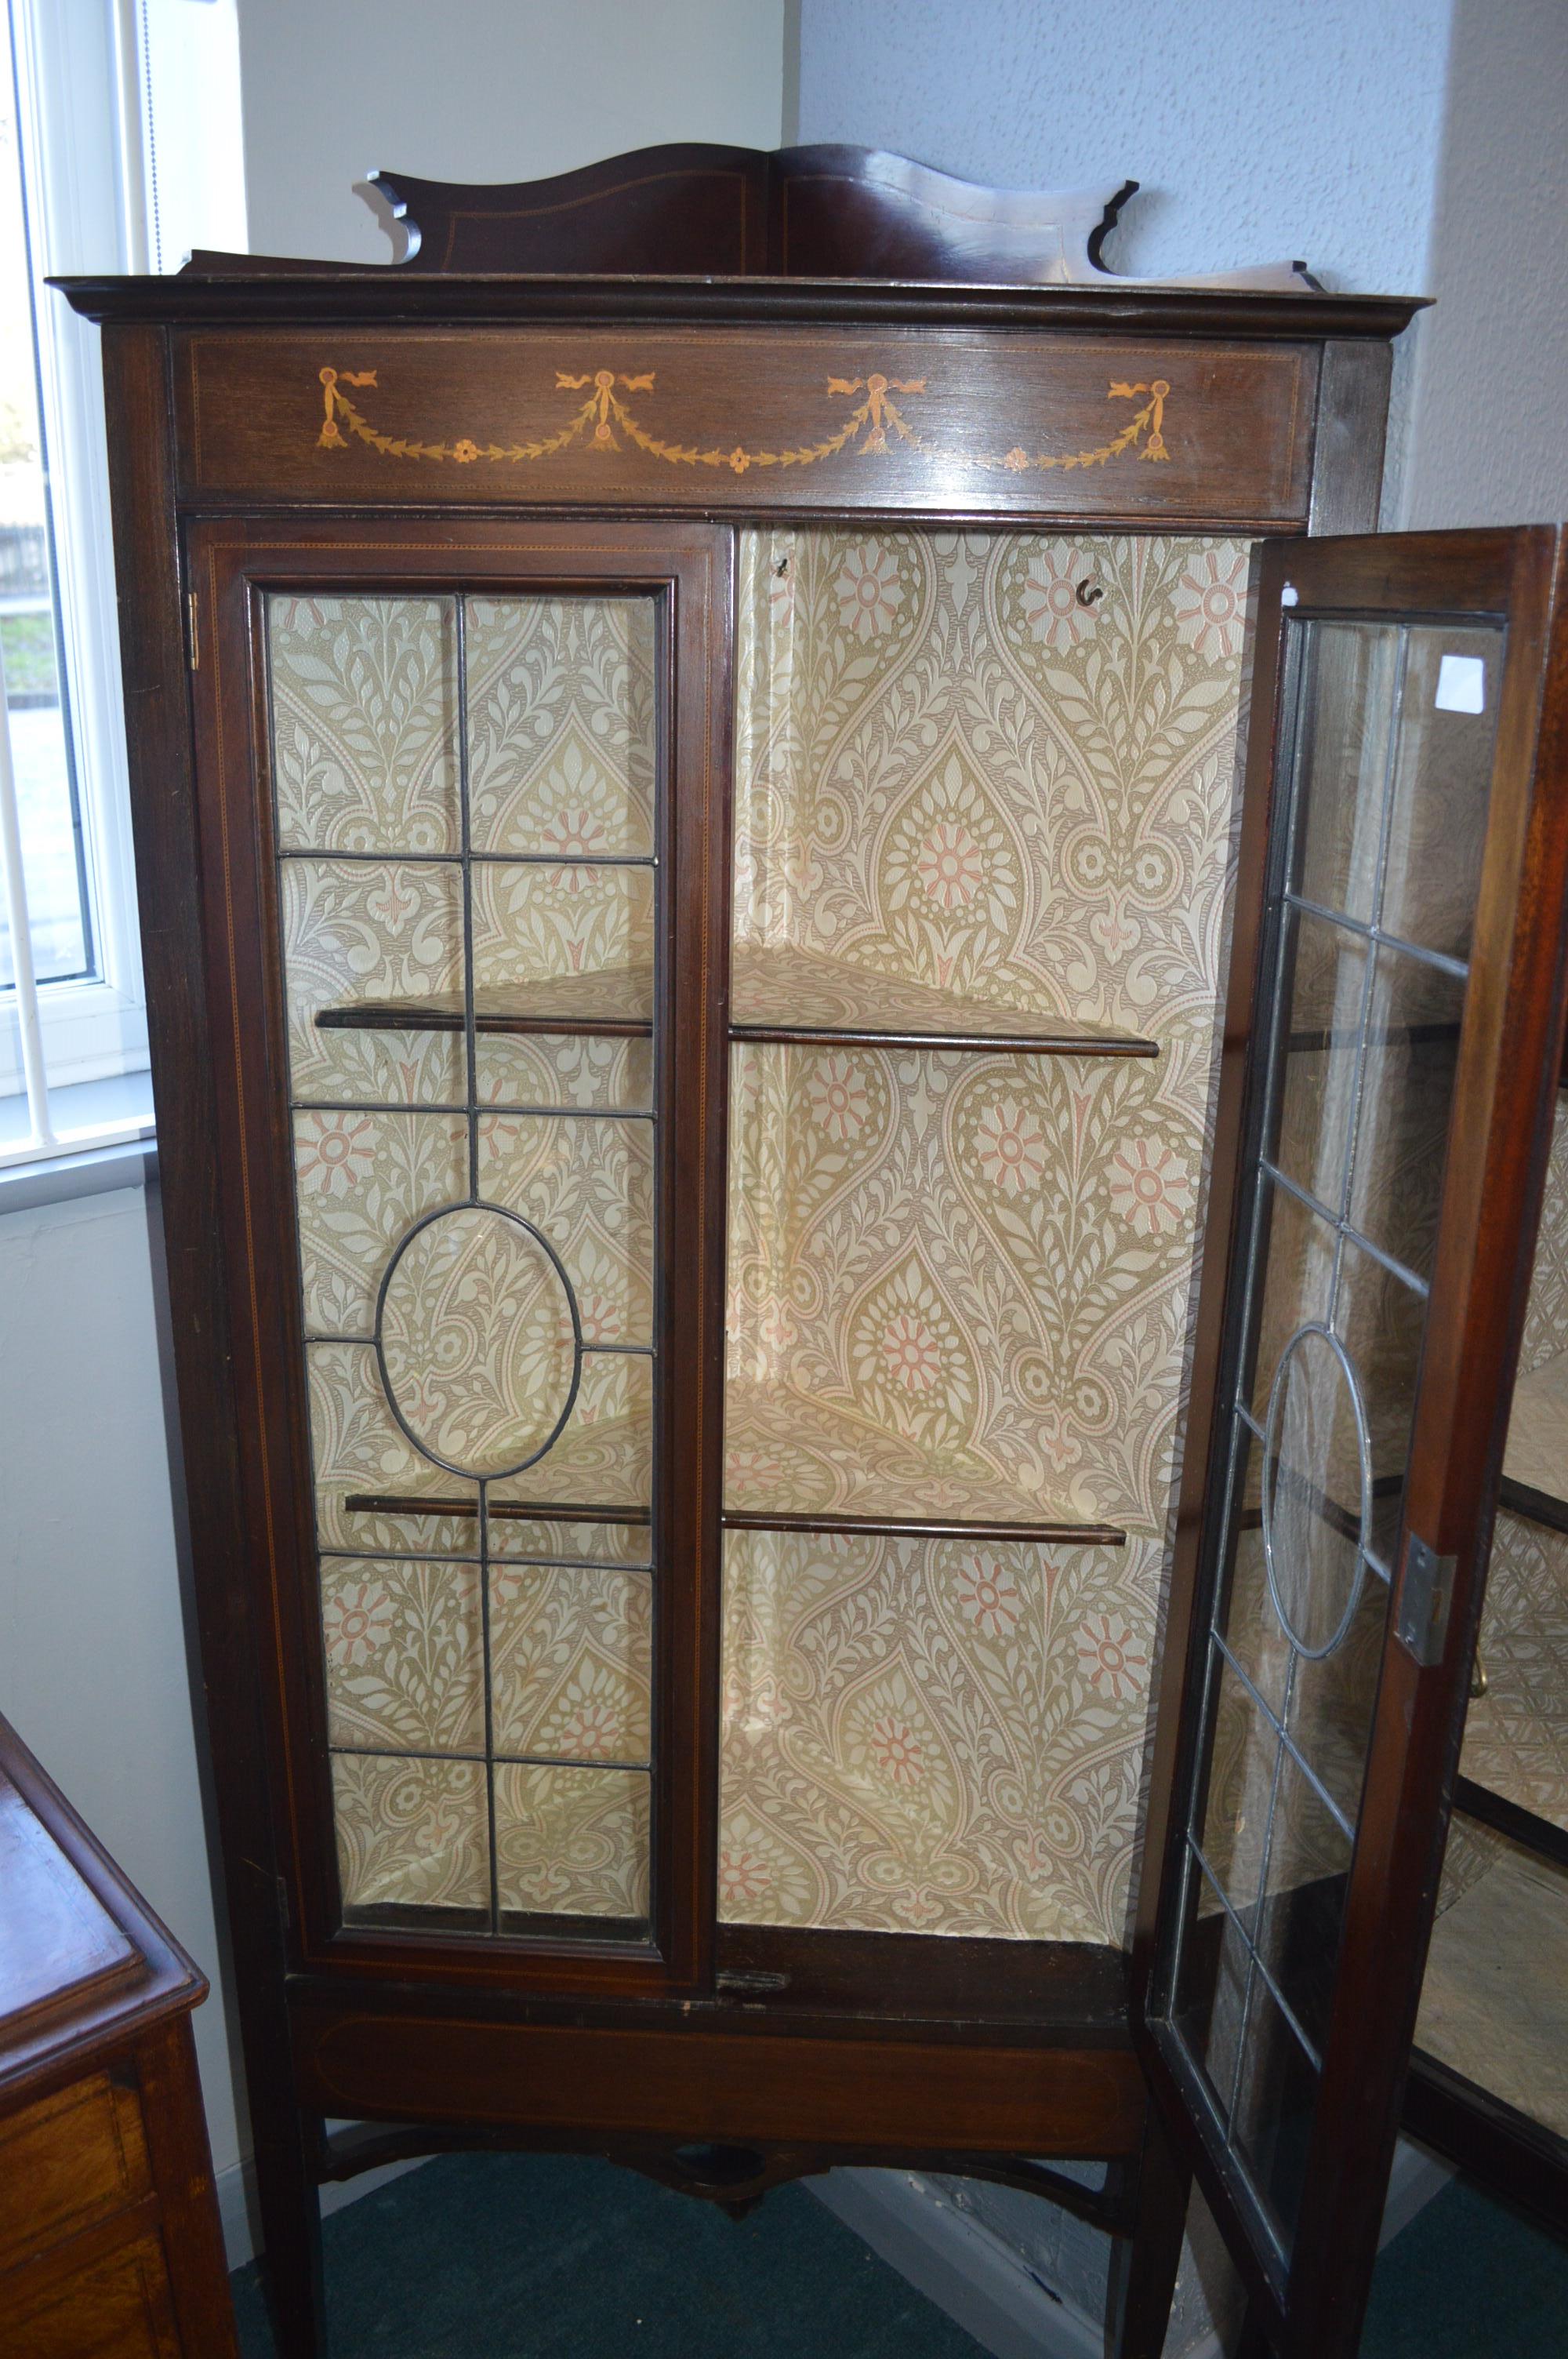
[183,518,729,1993]
[1134,528,1568,2357]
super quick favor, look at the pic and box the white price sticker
[1435,653,1486,714]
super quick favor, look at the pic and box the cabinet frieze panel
[176,329,1318,526]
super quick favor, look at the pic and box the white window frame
[0,0,245,1173]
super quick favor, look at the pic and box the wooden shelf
[314,945,1158,1056]
[1454,1777,1568,1875]
[344,1494,650,1527]
[1415,1820,1568,2149]
[1454,1452,1568,1894]
[1285,1021,1464,1054]
[316,966,653,1039]
[722,1378,1125,1545]
[339,1400,652,1537]
[728,941,1157,1057]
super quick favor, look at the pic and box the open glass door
[1134,528,1568,2358]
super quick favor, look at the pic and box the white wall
[797,0,1454,293]
[237,0,788,263]
[1398,0,1568,527]
[795,0,1567,532]
[0,1183,243,2181]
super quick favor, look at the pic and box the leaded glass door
[1135,528,1568,2358]
[186,519,728,1991]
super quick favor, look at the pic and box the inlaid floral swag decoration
[314,365,1171,477]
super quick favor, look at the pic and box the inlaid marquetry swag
[72,144,1568,2359]
[314,362,1174,479]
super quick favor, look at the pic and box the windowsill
[0,1132,157,1214]
[0,1070,157,1209]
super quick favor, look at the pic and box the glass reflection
[1164,609,1505,2263]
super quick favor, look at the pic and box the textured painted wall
[1398,0,1568,526]
[0,1187,243,2182]
[797,0,1453,292]
[237,0,786,263]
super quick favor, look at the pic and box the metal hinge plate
[1395,1534,1457,1668]
[186,591,199,670]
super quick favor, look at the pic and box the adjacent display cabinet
[60,145,1568,2359]
[0,1713,238,2359]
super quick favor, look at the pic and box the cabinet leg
[1232,2305,1276,2359]
[1105,2109,1189,2359]
[254,2111,328,2359]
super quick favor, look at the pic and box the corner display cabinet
[60,146,1568,2359]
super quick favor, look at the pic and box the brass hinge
[1395,1533,1457,1668]
[186,590,199,670]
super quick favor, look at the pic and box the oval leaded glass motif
[376,1201,581,1478]
[1261,1320,1372,1662]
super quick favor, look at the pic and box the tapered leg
[1232,2306,1277,2359]
[254,2103,328,2358]
[1106,2109,1190,2359]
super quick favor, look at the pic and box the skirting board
[218,2149,430,2273]
[812,2168,1109,2359]
[809,2138,1455,2359]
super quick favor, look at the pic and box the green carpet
[230,2152,993,2358]
[1362,2175,1568,2357]
[230,2150,1568,2357]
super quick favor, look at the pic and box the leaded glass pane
[270,591,659,1939]
[1166,609,1504,2263]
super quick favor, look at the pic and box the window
[0,0,245,1173]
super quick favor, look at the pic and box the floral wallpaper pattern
[281,856,465,1105]
[465,597,656,858]
[477,1114,653,1347]
[491,1565,652,1763]
[1461,1103,1568,1838]
[1461,1512,1568,1836]
[1459,1099,1568,1834]
[322,1554,484,1755]
[470,862,654,998]
[495,1764,650,1919]
[295,1109,469,1335]
[270,591,660,1923]
[722,528,1250,1944]
[1421,1825,1568,2145]
[379,1203,578,1477]
[1519,1098,1568,1379]
[334,1753,488,1915]
[720,1529,1155,1940]
[474,1033,653,1114]
[270,596,459,855]
[730,940,1150,1045]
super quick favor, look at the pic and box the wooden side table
[0,1712,239,2357]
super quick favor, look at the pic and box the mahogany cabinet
[57,147,1568,2359]
[0,1714,238,2358]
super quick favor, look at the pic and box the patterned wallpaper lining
[270,592,659,1927]
[1463,1095,1568,1834]
[1421,1823,1568,2143]
[720,528,1251,1944]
